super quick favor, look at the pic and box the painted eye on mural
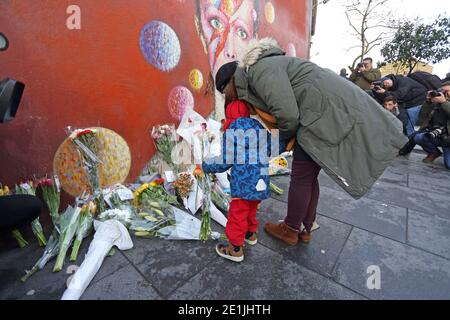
[236,28,248,40]
[209,18,224,31]
[0,32,9,51]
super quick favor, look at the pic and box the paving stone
[366,181,450,219]
[122,236,219,298]
[317,186,407,242]
[408,209,450,259]
[408,172,450,196]
[82,265,162,300]
[0,236,131,300]
[169,244,365,300]
[257,198,352,276]
[332,228,450,299]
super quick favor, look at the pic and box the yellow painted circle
[53,127,131,197]
[189,69,204,91]
[265,2,275,24]
[222,0,235,16]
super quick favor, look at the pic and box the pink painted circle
[168,86,194,121]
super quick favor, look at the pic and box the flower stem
[11,229,28,248]
[31,219,47,246]
[70,239,82,262]
[53,243,69,272]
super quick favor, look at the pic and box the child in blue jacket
[203,100,271,262]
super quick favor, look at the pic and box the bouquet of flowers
[53,205,82,272]
[133,179,178,208]
[172,172,194,209]
[97,207,136,229]
[103,184,134,209]
[193,165,212,241]
[70,201,97,262]
[15,181,47,246]
[211,180,231,213]
[21,229,60,282]
[1,184,28,248]
[68,127,105,213]
[130,203,175,238]
[269,156,291,176]
[156,206,220,240]
[39,176,61,225]
[151,124,177,169]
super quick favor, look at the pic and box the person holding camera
[383,96,409,136]
[373,74,428,137]
[414,81,450,168]
[349,58,381,91]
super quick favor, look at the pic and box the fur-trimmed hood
[238,37,284,70]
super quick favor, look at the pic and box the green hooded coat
[234,38,408,199]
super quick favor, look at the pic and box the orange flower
[193,164,204,178]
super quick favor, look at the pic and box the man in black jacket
[383,96,409,136]
[373,74,428,137]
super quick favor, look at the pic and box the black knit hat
[215,61,238,94]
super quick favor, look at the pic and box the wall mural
[0,0,311,186]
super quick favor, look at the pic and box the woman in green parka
[215,38,407,246]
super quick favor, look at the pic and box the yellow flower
[133,183,150,207]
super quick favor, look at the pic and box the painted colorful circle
[140,20,181,72]
[189,69,204,91]
[286,43,297,57]
[265,2,275,24]
[168,86,194,121]
[53,127,131,197]
[222,0,235,16]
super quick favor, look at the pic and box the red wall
[0,0,312,186]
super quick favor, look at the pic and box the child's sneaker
[215,243,244,262]
[244,232,258,245]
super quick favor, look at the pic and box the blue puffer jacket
[202,117,271,201]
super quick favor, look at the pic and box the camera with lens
[429,89,443,98]
[357,62,365,69]
[372,80,384,91]
[425,127,446,139]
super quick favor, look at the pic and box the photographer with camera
[373,74,428,137]
[349,58,381,91]
[413,81,450,168]
[383,96,409,136]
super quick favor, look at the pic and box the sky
[310,0,450,78]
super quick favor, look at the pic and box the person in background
[383,96,409,136]
[414,81,450,168]
[349,57,381,91]
[373,74,428,137]
[340,68,348,79]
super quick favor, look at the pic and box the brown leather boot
[423,152,442,163]
[264,221,299,245]
[299,231,312,244]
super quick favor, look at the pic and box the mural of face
[196,0,259,77]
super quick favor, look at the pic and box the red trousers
[225,199,260,246]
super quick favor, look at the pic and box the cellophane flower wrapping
[61,220,133,300]
[21,229,61,282]
[67,127,106,213]
[151,124,177,171]
[172,172,194,210]
[156,206,220,240]
[15,181,47,246]
[53,206,82,272]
